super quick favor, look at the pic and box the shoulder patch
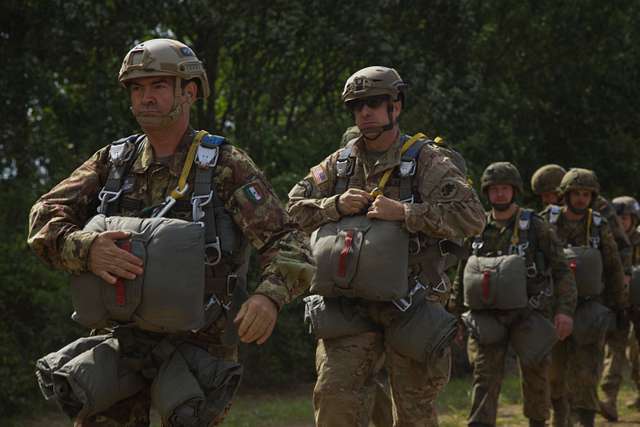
[440,181,457,199]
[311,165,328,185]
[243,182,266,205]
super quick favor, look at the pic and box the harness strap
[98,134,145,216]
[398,134,427,202]
[334,139,357,195]
[589,209,602,248]
[371,133,423,198]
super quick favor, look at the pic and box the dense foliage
[2,0,639,417]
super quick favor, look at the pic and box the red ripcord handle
[114,240,131,306]
[337,231,354,278]
[482,270,491,302]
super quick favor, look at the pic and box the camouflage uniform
[543,206,625,425]
[600,199,640,417]
[288,132,484,426]
[29,129,313,426]
[450,206,576,426]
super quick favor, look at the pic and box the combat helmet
[531,164,566,195]
[480,162,524,194]
[119,39,209,127]
[612,196,640,220]
[558,168,600,198]
[342,66,407,105]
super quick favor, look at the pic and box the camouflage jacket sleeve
[215,145,314,309]
[287,151,342,233]
[404,147,485,239]
[533,216,577,317]
[27,148,111,273]
[599,221,627,310]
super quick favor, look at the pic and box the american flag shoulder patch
[311,165,328,185]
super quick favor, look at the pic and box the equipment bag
[461,310,508,346]
[151,341,242,427]
[303,294,376,339]
[463,254,529,310]
[70,214,206,333]
[310,215,409,300]
[385,300,457,363]
[510,310,557,366]
[630,265,640,306]
[563,246,604,297]
[36,336,146,420]
[571,300,614,346]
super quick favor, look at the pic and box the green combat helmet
[480,162,524,194]
[613,196,640,220]
[118,38,210,127]
[558,168,600,198]
[342,66,407,104]
[531,164,566,195]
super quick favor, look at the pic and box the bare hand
[554,313,573,341]
[366,195,405,221]
[88,231,143,285]
[337,188,373,215]
[234,294,278,345]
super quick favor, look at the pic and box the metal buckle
[438,240,450,256]
[529,295,540,309]
[590,237,600,249]
[153,184,190,218]
[471,240,484,251]
[431,278,448,294]
[510,242,529,257]
[526,263,538,278]
[400,194,415,203]
[109,143,127,165]
[195,145,219,168]
[409,235,421,255]
[392,280,426,312]
[398,159,416,177]
[336,158,353,177]
[191,191,214,221]
[204,237,222,266]
[226,274,238,297]
[97,189,123,213]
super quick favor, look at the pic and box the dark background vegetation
[2,0,640,418]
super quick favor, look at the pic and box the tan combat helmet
[480,162,524,194]
[531,164,566,195]
[612,196,640,220]
[119,38,210,127]
[342,66,407,104]
[558,168,600,198]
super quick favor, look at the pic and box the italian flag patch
[244,183,265,205]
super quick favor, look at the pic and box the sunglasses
[346,95,389,112]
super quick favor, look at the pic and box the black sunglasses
[346,95,389,112]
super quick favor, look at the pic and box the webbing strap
[398,135,427,202]
[170,130,207,200]
[98,134,144,216]
[372,133,424,198]
[334,139,357,195]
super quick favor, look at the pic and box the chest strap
[334,138,357,195]
[98,134,145,215]
[398,134,427,202]
[191,133,228,265]
[587,209,602,248]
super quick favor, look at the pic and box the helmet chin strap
[359,103,396,141]
[132,77,189,129]
[566,198,589,216]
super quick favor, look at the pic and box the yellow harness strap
[511,207,522,246]
[586,208,593,244]
[170,130,208,200]
[371,133,426,198]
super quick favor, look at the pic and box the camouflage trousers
[600,320,631,402]
[313,331,451,427]
[467,335,551,425]
[628,324,640,392]
[75,336,237,427]
[550,333,606,419]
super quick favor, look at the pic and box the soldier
[449,162,576,427]
[542,168,626,427]
[288,66,485,426]
[599,196,640,420]
[28,38,314,426]
[531,164,566,208]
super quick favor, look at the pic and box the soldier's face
[129,76,175,116]
[350,96,401,130]
[540,192,560,206]
[620,213,635,233]
[488,184,514,206]
[567,190,592,211]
